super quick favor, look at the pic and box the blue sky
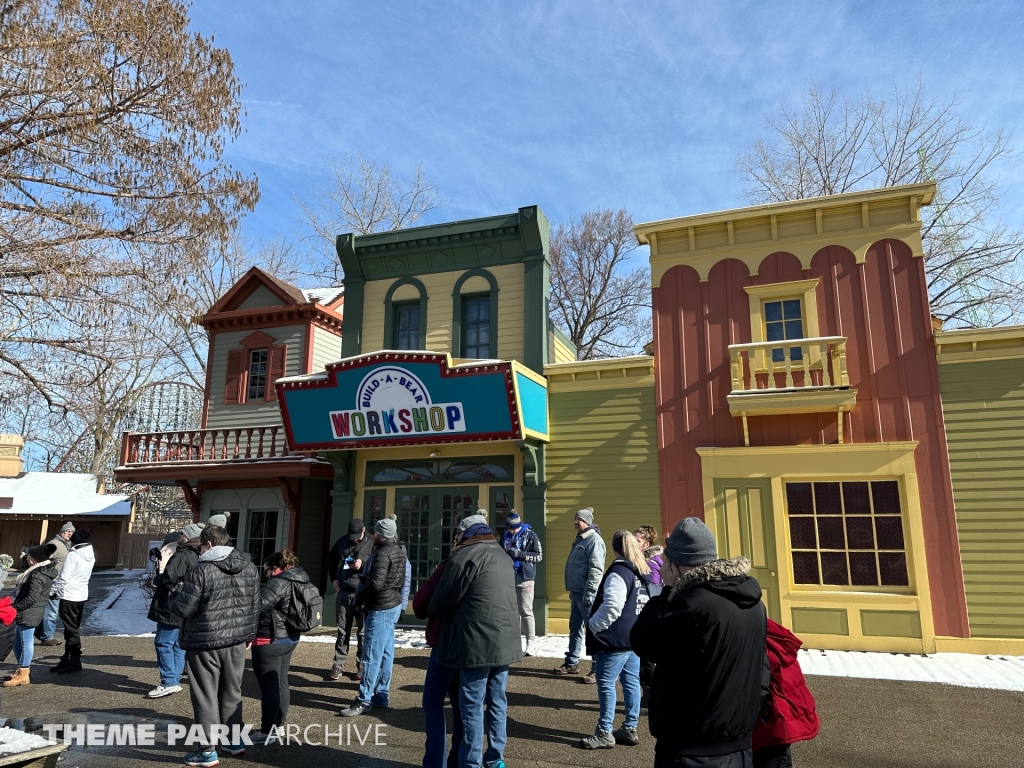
[190,0,1024,256]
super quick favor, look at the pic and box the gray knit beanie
[375,518,397,539]
[182,522,204,541]
[664,517,718,566]
[574,507,595,525]
[458,513,488,532]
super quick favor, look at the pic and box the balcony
[115,426,334,485]
[727,337,858,441]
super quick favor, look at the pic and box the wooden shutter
[224,349,244,404]
[267,344,287,401]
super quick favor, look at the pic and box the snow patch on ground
[0,726,50,755]
[83,580,156,637]
[797,648,1024,692]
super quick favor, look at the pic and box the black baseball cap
[349,519,365,536]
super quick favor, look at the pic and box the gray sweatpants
[186,644,246,744]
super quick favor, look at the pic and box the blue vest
[586,560,650,655]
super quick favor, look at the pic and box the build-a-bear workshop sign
[276,352,549,450]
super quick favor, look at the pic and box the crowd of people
[0,506,820,768]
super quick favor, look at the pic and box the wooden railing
[119,426,296,465]
[729,336,850,393]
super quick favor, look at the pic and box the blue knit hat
[506,510,522,526]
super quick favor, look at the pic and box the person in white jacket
[50,528,96,675]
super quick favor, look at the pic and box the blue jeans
[356,605,401,707]
[35,597,59,641]
[422,648,462,768]
[594,651,641,733]
[565,591,590,666]
[155,622,186,687]
[458,665,508,768]
[14,625,35,668]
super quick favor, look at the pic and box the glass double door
[395,486,477,600]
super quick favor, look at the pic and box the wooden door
[712,479,781,621]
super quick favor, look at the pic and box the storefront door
[394,486,477,602]
[712,479,781,621]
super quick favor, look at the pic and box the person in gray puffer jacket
[170,525,260,762]
[555,507,606,681]
[428,513,522,768]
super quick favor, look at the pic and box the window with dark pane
[764,298,804,362]
[247,349,268,401]
[462,294,491,358]
[393,302,421,350]
[247,510,278,571]
[785,479,910,589]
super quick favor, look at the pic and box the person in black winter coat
[251,549,309,741]
[630,518,769,768]
[340,518,410,718]
[4,543,57,688]
[147,524,201,699]
[170,525,260,764]
[326,518,374,681]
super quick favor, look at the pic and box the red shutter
[267,344,287,401]
[224,349,244,405]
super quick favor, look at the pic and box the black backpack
[285,581,323,633]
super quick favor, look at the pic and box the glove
[398,611,406,623]
[510,548,522,559]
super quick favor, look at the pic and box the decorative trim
[451,268,500,359]
[204,305,343,333]
[383,277,429,350]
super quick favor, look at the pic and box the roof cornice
[203,304,343,333]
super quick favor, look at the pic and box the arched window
[451,268,499,359]
[383,277,428,350]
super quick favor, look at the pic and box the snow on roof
[301,286,344,306]
[0,473,131,517]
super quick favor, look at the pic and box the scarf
[14,558,51,589]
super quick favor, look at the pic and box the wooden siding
[206,326,305,429]
[652,240,968,637]
[545,379,661,621]
[551,332,576,363]
[360,263,526,361]
[311,325,343,372]
[236,285,284,310]
[939,355,1024,638]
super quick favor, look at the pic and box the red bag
[753,618,820,750]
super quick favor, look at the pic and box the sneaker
[613,726,639,746]
[552,662,580,675]
[147,684,183,699]
[39,638,63,647]
[224,744,245,756]
[485,761,507,768]
[580,730,615,750]
[340,701,371,717]
[326,665,343,681]
[249,730,273,745]
[183,750,219,767]
[524,641,537,656]
[580,670,597,684]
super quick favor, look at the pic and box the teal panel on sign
[516,372,548,436]
[280,356,519,450]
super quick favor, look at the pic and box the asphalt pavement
[1,636,1022,767]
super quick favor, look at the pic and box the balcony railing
[729,336,850,394]
[119,425,298,466]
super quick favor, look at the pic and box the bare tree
[296,153,446,280]
[550,209,651,360]
[738,81,1024,327]
[0,0,259,375]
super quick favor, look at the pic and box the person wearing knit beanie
[341,514,411,717]
[630,518,767,765]
[555,506,605,681]
[501,509,543,656]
